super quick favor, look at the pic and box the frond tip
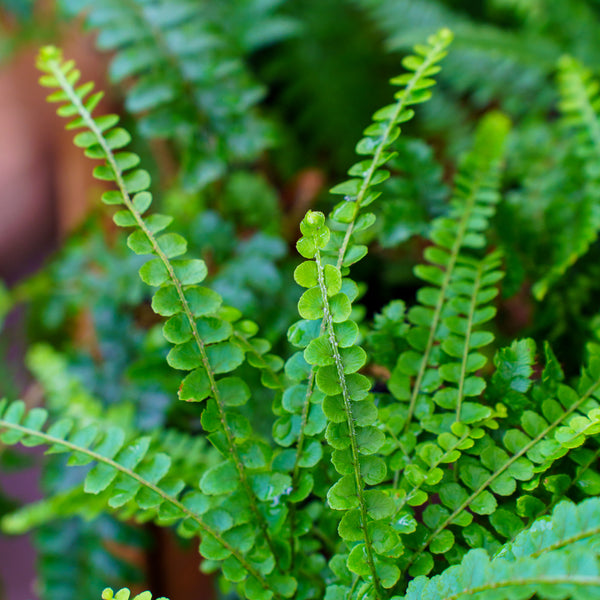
[102,588,168,600]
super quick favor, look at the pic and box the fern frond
[2,424,217,534]
[326,27,453,270]
[36,46,292,588]
[0,399,292,599]
[296,211,396,597]
[532,55,600,299]
[388,111,510,433]
[400,344,600,576]
[402,499,600,600]
[403,548,600,600]
[487,338,537,415]
[63,0,291,189]
[277,29,453,597]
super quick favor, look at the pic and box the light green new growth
[102,588,168,600]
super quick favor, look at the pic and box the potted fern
[2,4,600,599]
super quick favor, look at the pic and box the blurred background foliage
[3,0,600,597]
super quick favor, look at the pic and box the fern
[388,111,510,434]
[36,44,295,594]
[61,0,294,189]
[394,341,600,577]
[0,399,294,598]
[532,55,600,299]
[6,16,600,600]
[402,498,600,600]
[102,588,168,600]
[278,28,453,599]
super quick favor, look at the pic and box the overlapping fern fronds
[61,0,296,189]
[14,24,600,600]
[36,44,295,599]
[279,28,453,599]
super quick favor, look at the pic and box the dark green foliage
[59,0,295,190]
[531,56,600,299]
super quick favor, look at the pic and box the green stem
[335,34,450,271]
[396,431,470,511]
[440,575,600,600]
[404,170,487,433]
[455,261,485,422]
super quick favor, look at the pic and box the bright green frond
[278,28,453,599]
[0,399,283,598]
[102,588,168,600]
[36,45,292,592]
[533,56,600,299]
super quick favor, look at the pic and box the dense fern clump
[4,3,600,599]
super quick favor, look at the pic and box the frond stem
[456,260,485,421]
[335,35,449,270]
[315,251,383,600]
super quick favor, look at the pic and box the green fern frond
[0,399,293,599]
[399,343,600,577]
[295,211,395,597]
[276,29,453,597]
[487,339,536,415]
[102,588,168,600]
[389,111,510,433]
[403,547,600,600]
[326,27,453,271]
[533,55,600,299]
[36,45,293,591]
[402,499,600,600]
[2,425,217,534]
[63,0,292,189]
